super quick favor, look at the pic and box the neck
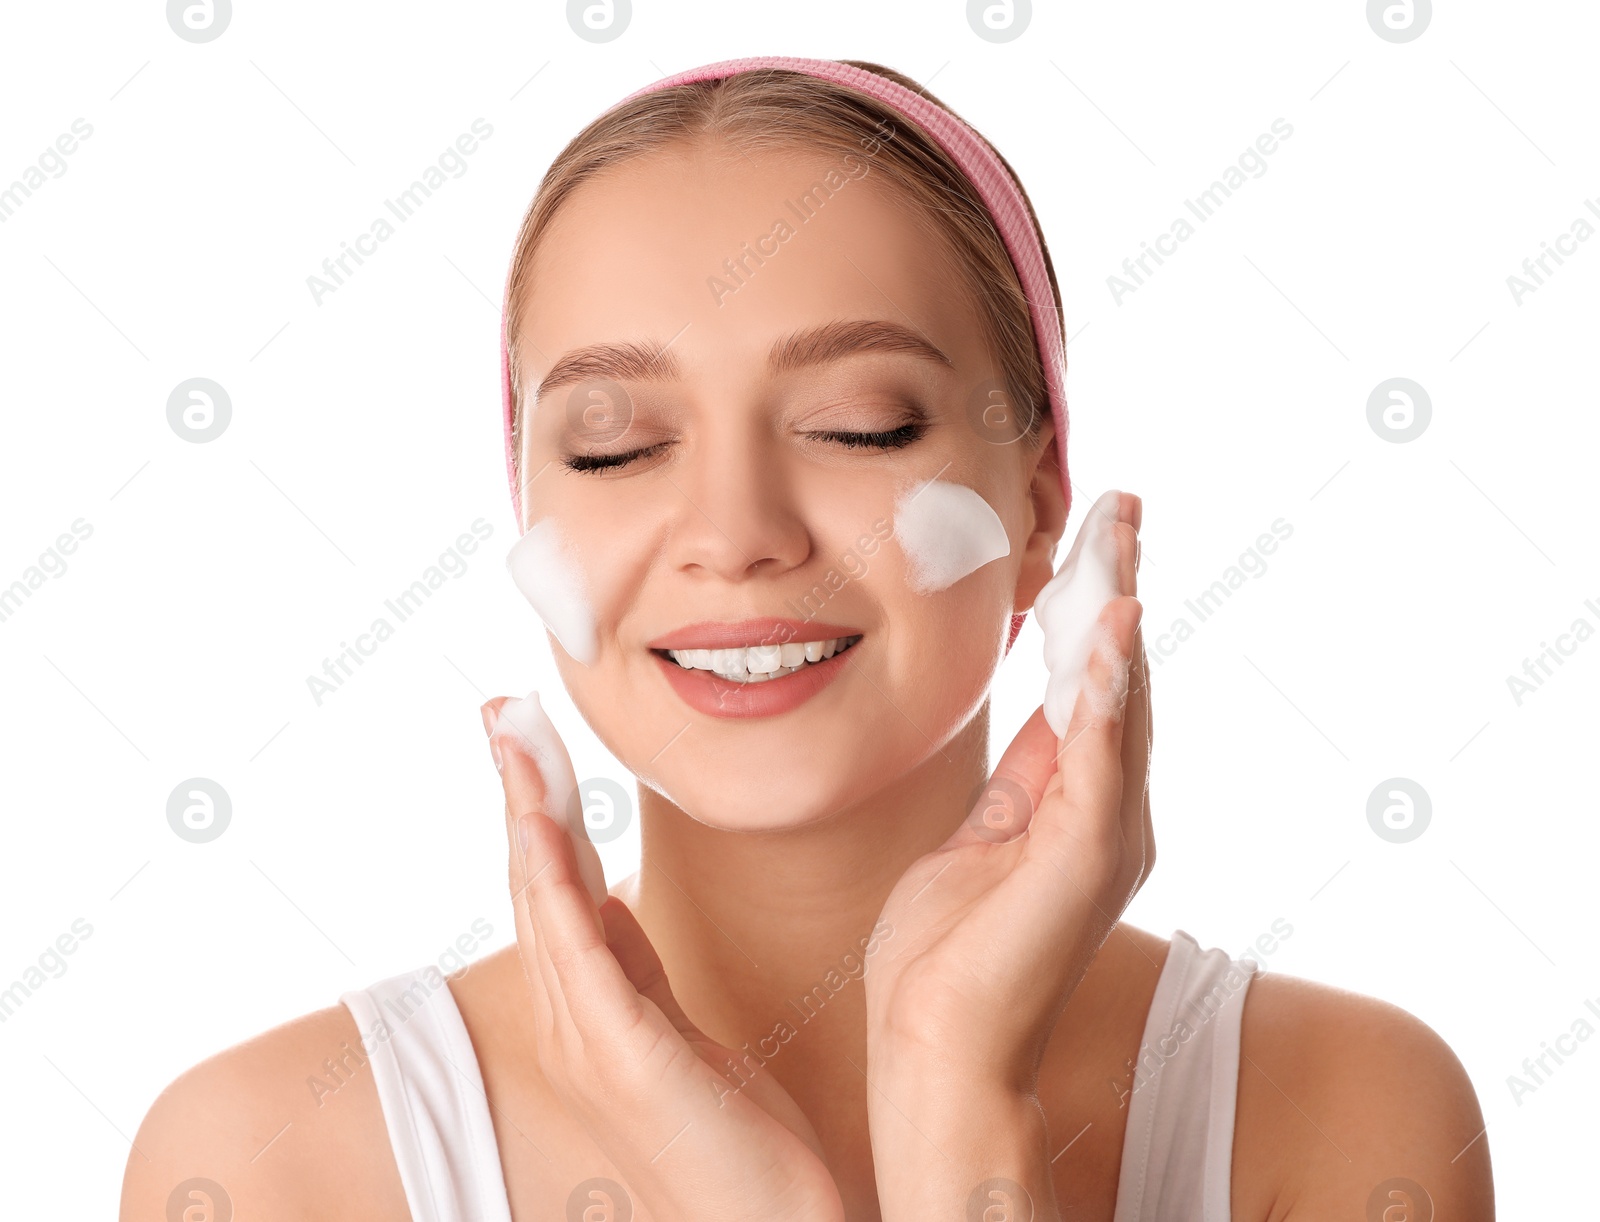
[624,704,992,1081]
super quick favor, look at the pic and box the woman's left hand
[863,492,1151,1217]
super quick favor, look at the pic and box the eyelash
[563,442,669,473]
[812,422,927,450]
[561,421,929,473]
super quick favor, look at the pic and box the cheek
[890,479,1011,594]
[506,517,600,665]
[508,507,659,667]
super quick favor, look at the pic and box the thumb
[943,705,1060,850]
[597,897,704,1041]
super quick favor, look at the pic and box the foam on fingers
[491,690,609,909]
[1036,489,1126,737]
[1085,619,1132,723]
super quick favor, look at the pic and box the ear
[1012,419,1068,615]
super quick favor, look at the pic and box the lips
[646,618,864,719]
[646,617,862,651]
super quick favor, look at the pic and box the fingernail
[517,814,530,853]
[1118,492,1139,528]
[481,705,504,773]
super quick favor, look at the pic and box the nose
[664,425,811,584]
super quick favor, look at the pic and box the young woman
[121,58,1493,1221]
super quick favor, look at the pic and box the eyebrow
[534,318,954,404]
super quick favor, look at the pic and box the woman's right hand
[482,696,845,1222]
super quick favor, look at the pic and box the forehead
[520,139,991,382]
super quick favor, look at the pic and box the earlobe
[1011,423,1068,615]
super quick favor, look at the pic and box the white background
[1,0,1594,1213]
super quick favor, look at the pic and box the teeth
[665,635,859,682]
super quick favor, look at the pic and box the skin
[120,137,1494,1220]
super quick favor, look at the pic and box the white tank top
[340,928,1255,1222]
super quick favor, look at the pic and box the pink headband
[499,55,1070,651]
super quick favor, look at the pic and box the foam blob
[1036,489,1126,737]
[893,479,1012,594]
[491,690,609,911]
[506,518,598,666]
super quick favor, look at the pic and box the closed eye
[809,422,928,450]
[560,420,928,474]
[562,441,671,473]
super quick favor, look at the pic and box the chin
[560,623,1001,826]
[646,757,899,831]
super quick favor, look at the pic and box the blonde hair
[504,60,1063,488]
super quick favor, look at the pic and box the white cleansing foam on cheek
[492,691,609,911]
[506,517,598,666]
[893,479,1012,594]
[1036,489,1126,737]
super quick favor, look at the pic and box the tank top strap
[1112,929,1258,1222]
[340,967,513,1222]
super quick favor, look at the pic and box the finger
[1129,494,1155,885]
[487,695,599,1050]
[502,735,664,1048]
[518,806,738,1126]
[490,692,609,910]
[1115,520,1137,599]
[1024,594,1142,891]
[493,717,600,1007]
[598,897,705,1042]
[942,706,1056,850]
[1124,625,1155,889]
[1037,487,1128,742]
[485,692,611,1051]
[1111,503,1153,886]
[486,697,557,1034]
[481,694,515,773]
[948,500,1142,853]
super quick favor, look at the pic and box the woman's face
[514,136,1063,829]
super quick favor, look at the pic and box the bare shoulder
[119,999,409,1222]
[1232,968,1494,1221]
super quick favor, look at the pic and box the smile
[646,618,864,718]
[656,635,862,684]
